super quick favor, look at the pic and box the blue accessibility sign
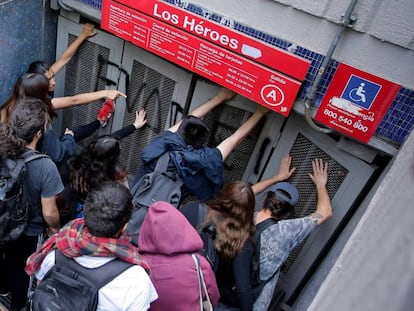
[341,75,382,110]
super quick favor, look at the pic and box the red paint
[101,0,307,116]
[314,63,400,143]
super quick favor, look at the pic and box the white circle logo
[260,84,285,106]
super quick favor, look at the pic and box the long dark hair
[1,73,55,124]
[0,98,47,158]
[206,181,255,261]
[70,135,126,195]
[27,61,51,75]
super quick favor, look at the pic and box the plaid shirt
[25,218,148,275]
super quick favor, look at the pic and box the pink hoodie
[138,201,220,310]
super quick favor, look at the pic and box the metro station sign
[101,0,311,116]
[314,63,400,143]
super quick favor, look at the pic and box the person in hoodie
[131,87,268,203]
[138,201,220,310]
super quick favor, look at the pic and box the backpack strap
[22,150,50,164]
[154,152,171,173]
[55,250,134,289]
[201,223,216,239]
[254,218,278,237]
[252,218,279,296]
[153,152,183,186]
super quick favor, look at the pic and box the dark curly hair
[70,135,126,195]
[0,98,48,158]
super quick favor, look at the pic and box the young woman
[68,109,147,219]
[1,22,124,155]
[1,22,121,125]
[0,73,123,167]
[34,22,97,92]
[25,60,124,114]
[181,181,257,311]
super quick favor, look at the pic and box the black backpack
[199,223,220,273]
[29,250,133,311]
[251,218,279,300]
[128,152,183,246]
[0,151,49,242]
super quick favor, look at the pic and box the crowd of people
[0,23,333,311]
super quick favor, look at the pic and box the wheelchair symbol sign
[341,75,381,110]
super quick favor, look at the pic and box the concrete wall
[191,0,414,89]
[0,0,58,104]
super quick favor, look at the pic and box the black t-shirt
[216,240,254,311]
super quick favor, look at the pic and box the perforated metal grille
[203,105,265,184]
[119,59,176,175]
[179,104,265,205]
[61,35,109,149]
[281,133,348,274]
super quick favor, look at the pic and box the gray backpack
[128,152,183,245]
[0,151,49,241]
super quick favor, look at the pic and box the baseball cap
[270,182,299,206]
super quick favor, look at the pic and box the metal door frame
[258,112,376,302]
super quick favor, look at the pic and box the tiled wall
[0,0,58,104]
[59,0,414,145]
[77,0,102,9]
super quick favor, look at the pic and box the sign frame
[314,63,400,143]
[101,0,311,116]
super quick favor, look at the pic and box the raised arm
[133,108,147,129]
[51,90,126,110]
[217,104,268,161]
[50,23,97,75]
[168,87,235,132]
[252,154,296,195]
[308,158,333,225]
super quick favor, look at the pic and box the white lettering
[210,30,220,41]
[182,16,195,30]
[229,38,239,49]
[219,35,230,45]
[153,3,179,25]
[270,75,286,85]
[153,4,161,18]
[225,54,242,65]
[183,16,239,50]
[266,90,278,102]
[194,21,204,35]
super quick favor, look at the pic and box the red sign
[111,0,310,81]
[314,63,400,143]
[101,0,310,116]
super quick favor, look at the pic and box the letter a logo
[261,84,284,106]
